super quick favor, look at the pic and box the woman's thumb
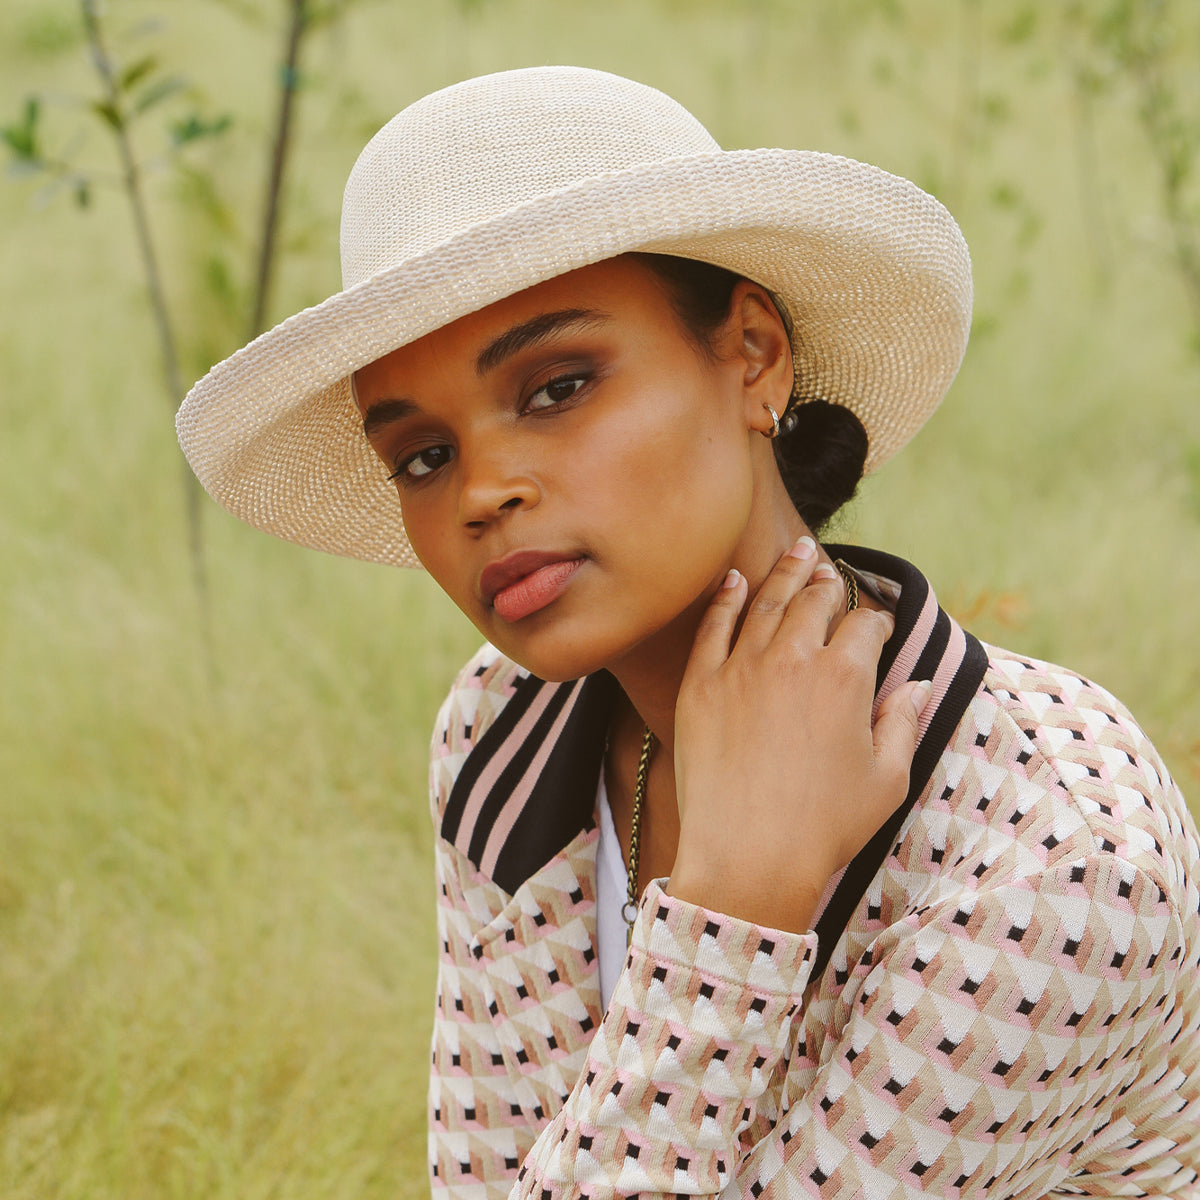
[872,679,932,773]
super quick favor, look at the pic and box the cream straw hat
[177,65,972,568]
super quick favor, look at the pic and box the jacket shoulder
[978,643,1198,907]
[428,643,528,825]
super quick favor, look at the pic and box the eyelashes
[386,369,595,486]
[524,373,588,412]
[389,443,454,482]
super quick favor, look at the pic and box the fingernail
[786,536,816,560]
[910,680,934,716]
[813,562,838,580]
[721,568,741,589]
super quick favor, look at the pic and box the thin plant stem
[249,0,308,338]
[81,0,214,676]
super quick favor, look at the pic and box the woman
[179,67,1200,1198]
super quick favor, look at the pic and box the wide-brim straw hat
[177,65,972,568]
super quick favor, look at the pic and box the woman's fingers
[684,567,747,679]
[689,543,892,687]
[737,537,835,652]
[871,679,933,787]
[772,560,867,652]
[674,546,929,934]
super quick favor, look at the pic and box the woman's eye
[390,444,454,482]
[525,374,587,412]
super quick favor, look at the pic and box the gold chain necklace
[621,723,655,942]
[834,558,859,613]
[619,559,860,942]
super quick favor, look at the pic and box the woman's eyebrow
[362,397,419,440]
[475,308,609,375]
[361,308,610,438]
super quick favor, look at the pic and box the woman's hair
[634,252,868,534]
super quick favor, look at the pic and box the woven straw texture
[176,66,973,568]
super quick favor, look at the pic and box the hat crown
[340,66,720,288]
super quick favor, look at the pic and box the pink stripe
[811,865,846,927]
[478,678,586,878]
[924,620,967,740]
[874,591,968,745]
[874,587,938,721]
[455,684,563,853]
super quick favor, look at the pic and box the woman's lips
[485,555,585,622]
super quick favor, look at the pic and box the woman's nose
[456,446,541,530]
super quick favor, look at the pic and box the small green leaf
[133,74,186,115]
[74,178,91,208]
[2,96,41,160]
[169,112,233,146]
[119,55,158,94]
[92,99,123,130]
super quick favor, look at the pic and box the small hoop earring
[763,404,781,440]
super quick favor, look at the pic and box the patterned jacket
[426,547,1200,1199]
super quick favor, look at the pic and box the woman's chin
[490,640,611,684]
[476,616,627,683]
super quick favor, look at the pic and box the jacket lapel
[813,545,989,976]
[443,670,619,893]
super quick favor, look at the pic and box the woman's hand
[666,538,931,934]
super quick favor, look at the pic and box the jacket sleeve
[515,882,817,1194]
[509,856,1194,1199]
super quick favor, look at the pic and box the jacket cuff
[521,882,817,1193]
[632,880,818,1011]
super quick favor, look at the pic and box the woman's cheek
[400,500,463,603]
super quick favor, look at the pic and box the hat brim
[177,147,972,568]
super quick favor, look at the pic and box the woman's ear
[723,281,794,434]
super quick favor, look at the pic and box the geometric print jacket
[426,547,1200,1199]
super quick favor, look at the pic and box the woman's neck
[607,472,808,755]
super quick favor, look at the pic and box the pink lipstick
[481,552,585,623]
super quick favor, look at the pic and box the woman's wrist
[665,850,828,935]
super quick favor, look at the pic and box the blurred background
[2,0,1198,1195]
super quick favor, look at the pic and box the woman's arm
[514,880,814,1194]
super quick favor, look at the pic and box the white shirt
[594,771,629,1012]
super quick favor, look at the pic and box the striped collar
[440,547,988,964]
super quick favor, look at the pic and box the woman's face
[354,257,778,682]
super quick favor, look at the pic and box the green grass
[2,0,1198,1195]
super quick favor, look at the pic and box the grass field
[2,1,1198,1195]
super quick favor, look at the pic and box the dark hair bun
[775,401,869,532]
